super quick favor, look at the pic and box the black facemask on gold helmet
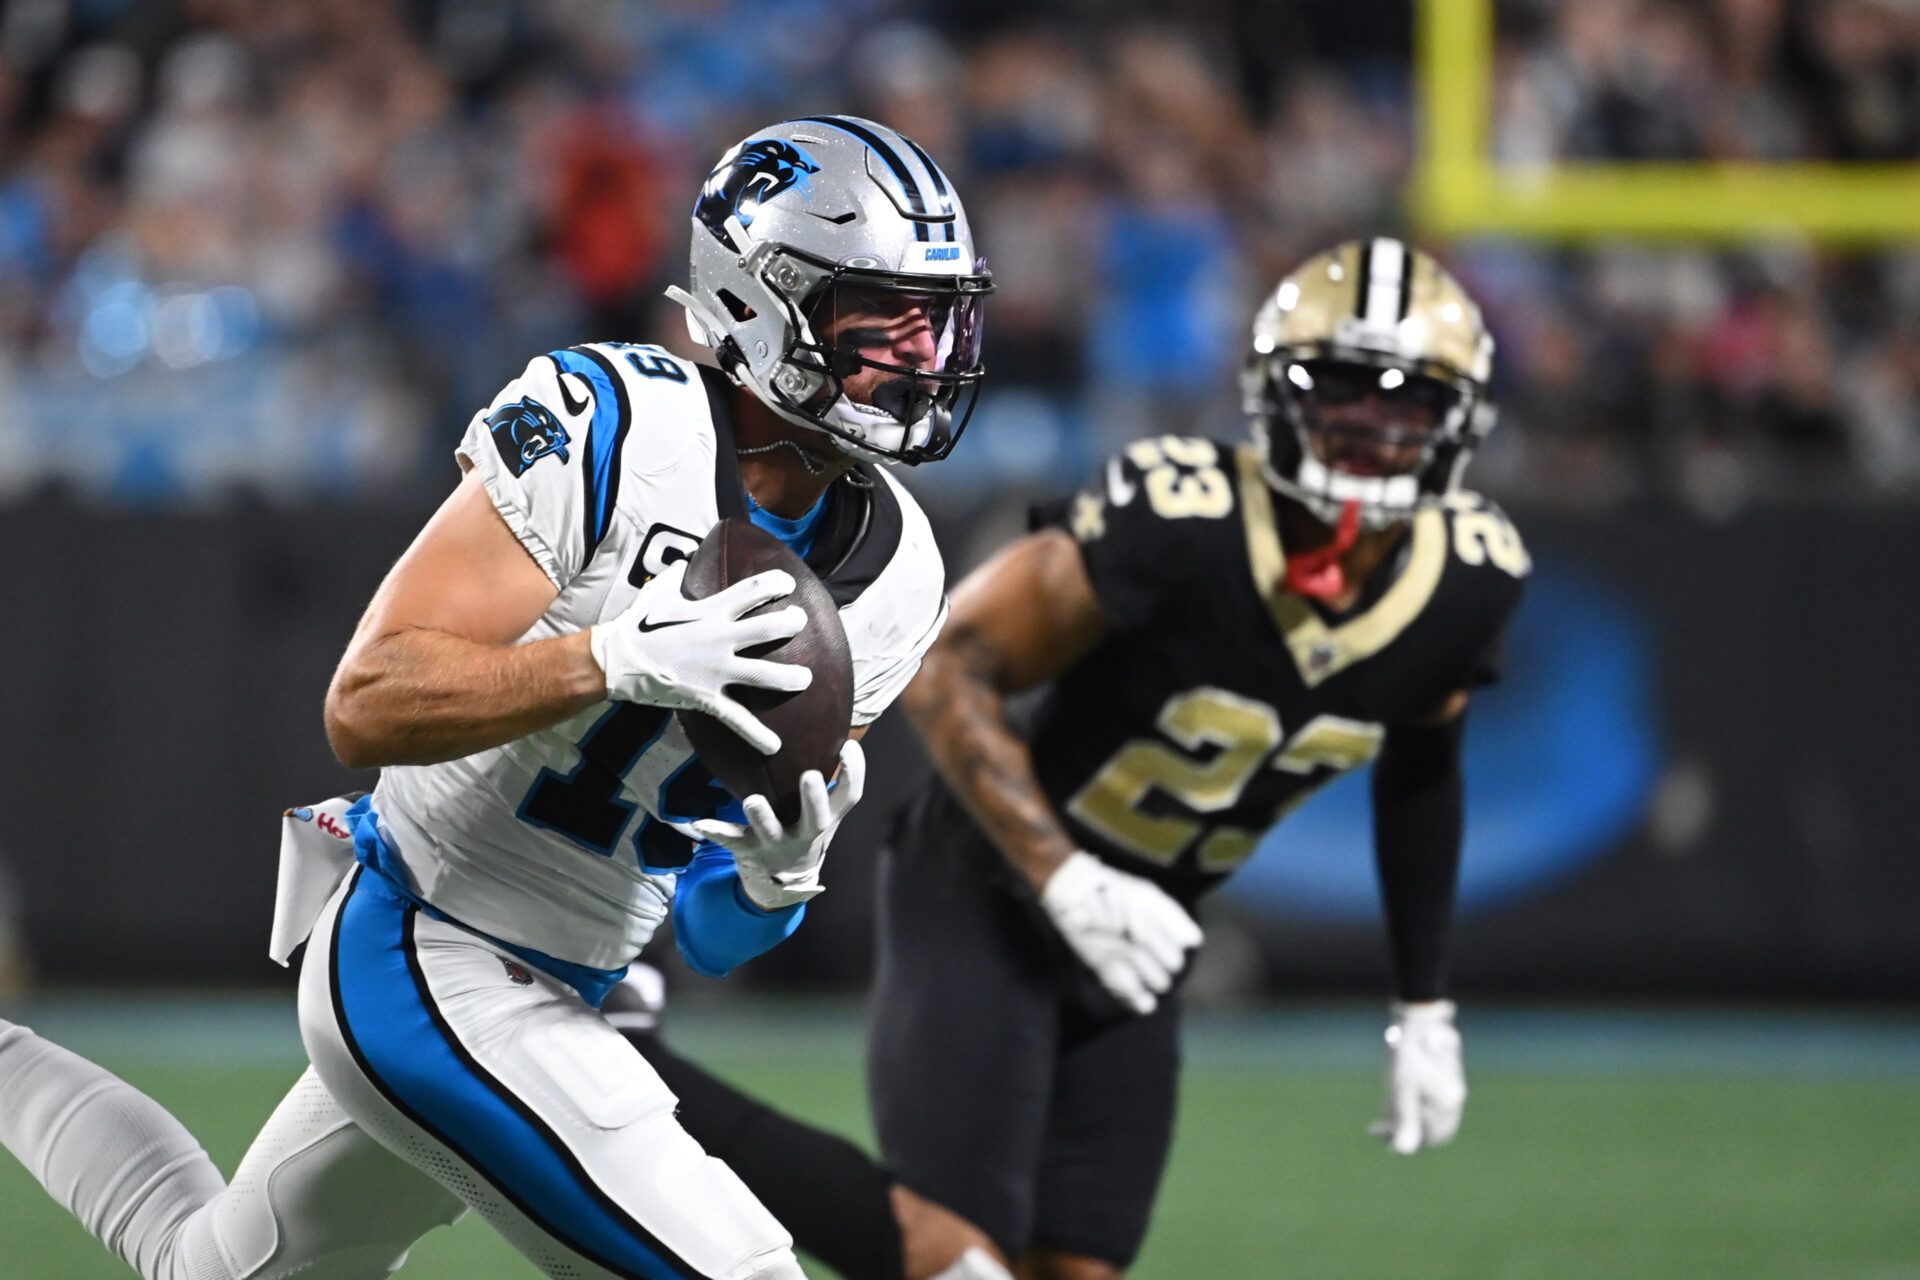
[1241,238,1496,530]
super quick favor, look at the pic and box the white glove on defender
[690,739,866,911]
[1370,999,1466,1154]
[1040,852,1203,1016]
[589,559,810,756]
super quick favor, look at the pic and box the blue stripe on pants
[328,871,695,1280]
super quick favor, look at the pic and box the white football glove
[689,739,865,911]
[1369,999,1466,1154]
[1039,852,1203,1015]
[589,559,810,756]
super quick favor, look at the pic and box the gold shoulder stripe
[1234,446,1448,688]
[1235,445,1292,622]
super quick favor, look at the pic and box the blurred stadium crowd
[1,0,1917,511]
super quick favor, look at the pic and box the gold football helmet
[1241,238,1495,528]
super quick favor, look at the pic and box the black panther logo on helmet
[694,138,821,251]
[486,397,571,477]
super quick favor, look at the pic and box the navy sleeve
[671,842,807,978]
[1371,714,1466,1002]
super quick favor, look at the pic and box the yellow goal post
[1411,0,1920,243]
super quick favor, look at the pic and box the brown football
[678,517,854,823]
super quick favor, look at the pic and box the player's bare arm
[325,468,603,768]
[908,523,1203,1017]
[330,456,815,771]
[903,526,1107,892]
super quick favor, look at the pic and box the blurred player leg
[0,1021,464,1279]
[618,1018,904,1279]
[301,869,803,1280]
[0,850,30,998]
[1021,993,1182,1278]
[0,1016,228,1278]
[866,818,1064,1263]
[612,978,1011,1280]
[895,1195,1015,1280]
[1013,1257,1123,1280]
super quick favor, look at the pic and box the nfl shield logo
[501,959,535,987]
[1308,642,1339,675]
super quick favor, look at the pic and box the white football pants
[0,867,801,1280]
[294,866,801,1279]
[0,1029,466,1280]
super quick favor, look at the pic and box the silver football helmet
[667,116,992,465]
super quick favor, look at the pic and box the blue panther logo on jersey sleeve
[487,397,572,476]
[694,139,820,249]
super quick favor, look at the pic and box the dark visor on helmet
[1285,360,1460,425]
[1265,356,1470,482]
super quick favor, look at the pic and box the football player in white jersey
[0,116,990,1280]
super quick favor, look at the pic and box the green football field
[4,997,1918,1279]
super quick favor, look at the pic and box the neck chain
[735,439,873,488]
[736,438,829,474]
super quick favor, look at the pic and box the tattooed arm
[901,528,1110,891]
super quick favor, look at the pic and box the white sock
[930,1246,1017,1280]
[0,1019,234,1280]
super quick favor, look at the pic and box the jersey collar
[1234,445,1447,688]
[698,364,903,608]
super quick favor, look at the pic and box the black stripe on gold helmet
[1241,238,1496,528]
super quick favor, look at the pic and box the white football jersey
[368,342,947,974]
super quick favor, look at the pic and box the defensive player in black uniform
[619,238,1530,1280]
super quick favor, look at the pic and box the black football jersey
[1024,436,1527,904]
